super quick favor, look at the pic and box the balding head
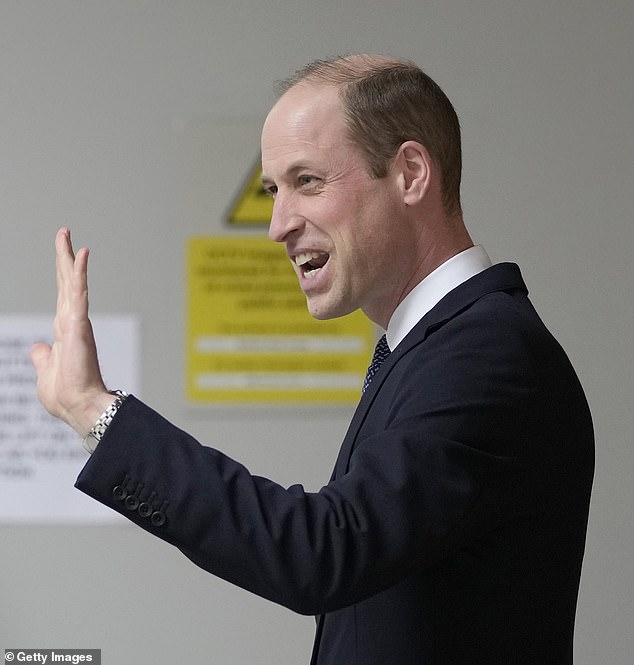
[276,55,463,218]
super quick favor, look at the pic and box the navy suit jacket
[76,263,594,664]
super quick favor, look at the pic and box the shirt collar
[386,245,492,350]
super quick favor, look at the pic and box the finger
[70,246,90,320]
[55,226,74,271]
[56,226,74,256]
[55,228,90,320]
[55,227,74,311]
[74,246,89,282]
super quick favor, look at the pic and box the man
[31,55,594,664]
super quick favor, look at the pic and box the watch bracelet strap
[82,390,129,454]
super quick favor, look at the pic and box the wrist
[69,391,119,438]
[82,390,129,453]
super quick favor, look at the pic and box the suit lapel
[330,263,527,480]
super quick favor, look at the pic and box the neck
[363,219,474,329]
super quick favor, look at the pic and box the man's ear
[395,141,432,206]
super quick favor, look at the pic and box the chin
[306,297,355,321]
[306,303,333,320]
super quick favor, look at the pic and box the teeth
[294,251,323,267]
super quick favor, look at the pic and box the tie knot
[362,334,390,393]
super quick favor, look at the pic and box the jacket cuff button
[138,502,152,518]
[151,511,166,527]
[112,485,127,501]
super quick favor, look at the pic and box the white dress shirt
[386,245,492,350]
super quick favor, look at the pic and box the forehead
[261,84,348,161]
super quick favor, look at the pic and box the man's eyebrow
[261,163,314,187]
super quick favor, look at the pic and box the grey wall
[1,1,632,663]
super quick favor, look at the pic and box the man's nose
[268,193,304,242]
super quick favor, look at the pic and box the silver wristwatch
[82,390,129,454]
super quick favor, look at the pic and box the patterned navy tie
[362,334,391,393]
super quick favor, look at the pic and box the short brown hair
[277,55,462,216]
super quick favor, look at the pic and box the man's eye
[299,175,319,187]
[263,185,278,198]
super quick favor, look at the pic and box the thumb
[30,342,52,373]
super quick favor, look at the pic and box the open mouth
[293,251,329,279]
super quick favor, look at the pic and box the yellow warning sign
[227,158,273,226]
[187,236,374,403]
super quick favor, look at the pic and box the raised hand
[30,228,116,436]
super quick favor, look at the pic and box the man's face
[261,84,412,326]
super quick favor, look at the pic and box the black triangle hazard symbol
[227,159,273,226]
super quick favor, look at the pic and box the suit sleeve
[74,295,572,615]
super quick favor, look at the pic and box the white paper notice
[0,314,140,523]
